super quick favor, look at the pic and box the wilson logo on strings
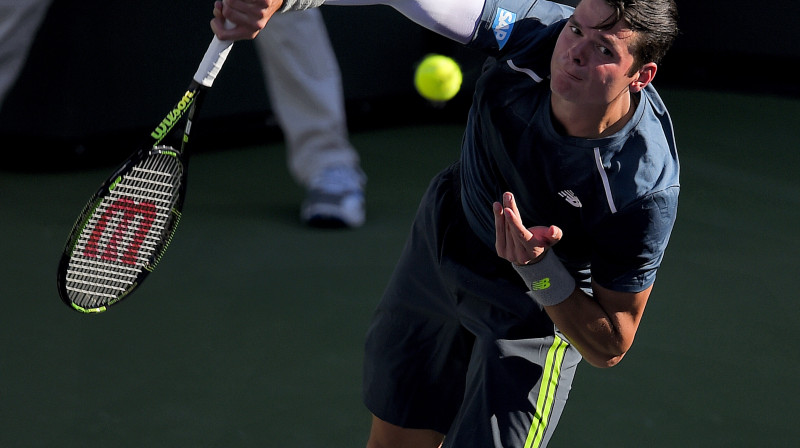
[83,198,157,265]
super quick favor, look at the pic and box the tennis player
[214,0,680,446]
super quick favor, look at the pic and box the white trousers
[253,9,360,188]
[0,0,52,107]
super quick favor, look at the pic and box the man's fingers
[503,206,532,243]
[494,202,524,260]
[549,225,563,241]
[503,192,522,219]
[493,202,507,253]
[494,193,564,265]
[501,193,532,239]
[529,225,563,245]
[212,0,276,40]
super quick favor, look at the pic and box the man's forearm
[545,283,652,368]
[282,0,484,43]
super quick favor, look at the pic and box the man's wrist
[512,249,575,307]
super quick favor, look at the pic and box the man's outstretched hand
[493,192,563,265]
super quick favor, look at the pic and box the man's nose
[568,41,588,65]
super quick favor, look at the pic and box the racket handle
[193,20,236,87]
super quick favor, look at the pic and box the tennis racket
[57,27,235,314]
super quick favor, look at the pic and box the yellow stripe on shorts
[524,335,569,448]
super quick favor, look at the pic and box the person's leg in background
[0,0,53,109]
[253,9,366,228]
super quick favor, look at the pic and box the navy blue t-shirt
[460,0,679,293]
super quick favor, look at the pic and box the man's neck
[551,91,637,139]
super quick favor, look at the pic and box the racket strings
[65,151,183,308]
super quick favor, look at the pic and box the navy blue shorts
[362,163,582,447]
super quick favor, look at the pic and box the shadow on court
[0,88,798,447]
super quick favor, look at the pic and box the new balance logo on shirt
[558,190,582,208]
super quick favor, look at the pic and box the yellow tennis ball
[414,54,462,102]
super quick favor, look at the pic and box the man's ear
[629,62,657,93]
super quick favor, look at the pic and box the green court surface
[1,88,798,447]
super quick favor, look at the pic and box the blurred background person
[253,9,366,229]
[0,0,52,108]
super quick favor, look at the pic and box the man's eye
[598,46,612,56]
[569,25,581,35]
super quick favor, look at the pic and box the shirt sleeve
[324,0,485,43]
[467,0,573,53]
[590,186,680,293]
[321,0,572,46]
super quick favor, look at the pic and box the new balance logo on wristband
[531,278,551,291]
[512,251,575,307]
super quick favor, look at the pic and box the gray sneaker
[301,165,366,228]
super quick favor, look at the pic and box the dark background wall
[0,3,443,150]
[0,0,796,162]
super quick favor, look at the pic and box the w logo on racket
[83,197,157,265]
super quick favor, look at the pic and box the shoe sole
[302,204,365,229]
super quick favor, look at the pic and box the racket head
[57,145,188,313]
[55,24,230,314]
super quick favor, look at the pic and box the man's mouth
[562,68,581,81]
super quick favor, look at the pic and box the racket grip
[193,20,235,87]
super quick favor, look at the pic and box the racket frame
[57,32,232,313]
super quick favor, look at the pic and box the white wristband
[512,250,576,307]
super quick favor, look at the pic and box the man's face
[550,0,640,107]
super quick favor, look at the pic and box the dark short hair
[593,0,679,70]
